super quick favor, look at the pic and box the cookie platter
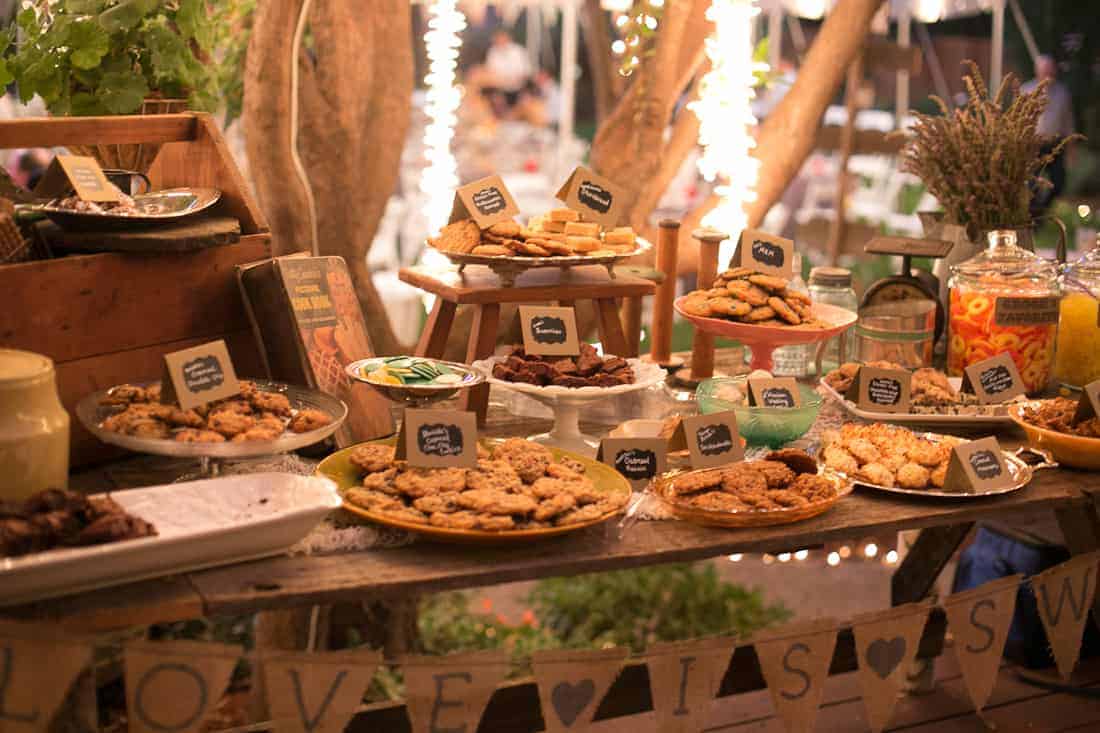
[317,438,632,544]
[77,379,347,459]
[34,187,222,231]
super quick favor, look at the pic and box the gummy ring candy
[993,332,1021,350]
[950,335,967,355]
[966,297,991,317]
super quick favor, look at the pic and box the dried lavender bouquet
[896,61,1081,240]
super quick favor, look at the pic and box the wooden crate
[0,113,271,466]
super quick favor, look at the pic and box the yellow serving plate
[652,467,852,528]
[1010,404,1100,470]
[316,438,632,544]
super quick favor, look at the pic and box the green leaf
[64,0,107,13]
[22,55,65,103]
[0,59,13,88]
[142,18,196,87]
[68,20,111,69]
[98,0,157,33]
[70,90,105,115]
[95,69,148,113]
[176,0,214,51]
[40,14,74,50]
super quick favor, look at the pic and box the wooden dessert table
[400,264,656,423]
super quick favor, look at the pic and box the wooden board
[399,264,656,305]
[0,114,197,149]
[815,126,906,157]
[39,216,241,254]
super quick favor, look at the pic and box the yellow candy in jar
[1053,293,1100,389]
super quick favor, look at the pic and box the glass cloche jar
[947,229,1060,395]
[1054,241,1100,390]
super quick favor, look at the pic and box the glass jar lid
[809,266,852,288]
[952,229,1059,282]
[1062,237,1100,292]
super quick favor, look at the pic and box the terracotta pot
[67,98,188,175]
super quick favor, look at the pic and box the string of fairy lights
[420,0,467,236]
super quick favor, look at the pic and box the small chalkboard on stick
[35,154,121,203]
[160,339,240,410]
[942,436,1014,494]
[396,409,478,469]
[519,305,580,356]
[845,365,911,413]
[555,165,626,229]
[747,377,802,408]
[449,174,520,229]
[732,228,794,279]
[1072,379,1100,425]
[598,437,667,490]
[961,353,1025,404]
[668,412,744,469]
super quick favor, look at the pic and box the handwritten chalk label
[160,340,240,411]
[669,412,744,469]
[1072,379,1100,425]
[449,174,520,229]
[396,409,478,468]
[962,353,1026,404]
[942,436,1014,494]
[598,437,666,490]
[994,296,1060,327]
[733,229,794,279]
[34,154,122,202]
[748,377,803,409]
[555,165,627,229]
[519,305,580,356]
[846,366,911,414]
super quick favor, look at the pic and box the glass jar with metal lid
[947,229,1060,395]
[0,349,70,501]
[1054,239,1100,389]
[809,266,857,372]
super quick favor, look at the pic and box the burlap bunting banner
[943,575,1021,712]
[754,618,839,733]
[533,647,628,732]
[851,601,933,733]
[261,649,380,733]
[1032,550,1100,680]
[0,621,93,733]
[401,650,510,733]
[646,636,736,733]
[124,639,241,733]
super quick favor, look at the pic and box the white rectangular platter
[1,473,340,606]
[819,378,1016,430]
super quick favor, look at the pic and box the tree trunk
[581,0,622,124]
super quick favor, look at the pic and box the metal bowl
[345,358,483,407]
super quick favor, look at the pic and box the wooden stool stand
[400,265,656,424]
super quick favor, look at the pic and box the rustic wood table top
[8,351,1100,631]
[399,264,656,304]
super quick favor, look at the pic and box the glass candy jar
[1054,241,1100,389]
[947,230,1060,395]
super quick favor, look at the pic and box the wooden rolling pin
[689,227,727,381]
[649,219,680,366]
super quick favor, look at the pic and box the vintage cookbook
[237,254,395,445]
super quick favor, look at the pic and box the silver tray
[436,236,653,286]
[76,380,347,459]
[36,187,222,231]
[842,443,1056,499]
[819,379,1016,431]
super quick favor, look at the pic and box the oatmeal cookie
[345,488,404,513]
[788,473,837,501]
[748,274,788,292]
[546,462,584,480]
[720,464,768,496]
[493,438,552,483]
[708,297,753,318]
[126,419,169,439]
[207,411,255,438]
[173,428,226,443]
[362,467,398,492]
[413,492,463,514]
[745,306,777,322]
[768,296,801,325]
[472,244,511,256]
[165,408,204,428]
[429,511,480,530]
[555,503,612,526]
[680,295,714,318]
[456,490,537,516]
[719,267,754,281]
[488,221,521,238]
[431,219,480,254]
[534,493,577,521]
[726,280,771,306]
[289,408,331,433]
[379,506,428,524]
[476,514,516,531]
[466,460,522,493]
[250,390,292,416]
[231,426,283,442]
[767,490,809,508]
[103,384,147,405]
[670,469,724,495]
[395,467,467,497]
[349,444,395,474]
[689,491,750,512]
[764,448,818,475]
[748,460,796,489]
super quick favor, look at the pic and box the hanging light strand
[420,0,467,235]
[689,0,767,252]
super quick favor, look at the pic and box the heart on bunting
[866,637,906,679]
[551,679,596,726]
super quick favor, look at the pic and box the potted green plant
[0,0,224,171]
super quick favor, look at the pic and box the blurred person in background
[1022,54,1075,211]
[483,29,531,115]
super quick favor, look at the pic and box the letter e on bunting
[261,649,380,733]
[0,621,93,733]
[943,575,1021,712]
[754,619,838,733]
[646,637,736,733]
[851,601,932,733]
[1031,551,1100,680]
[401,650,510,733]
[124,640,240,733]
[533,647,628,733]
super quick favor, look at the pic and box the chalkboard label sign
[733,228,794,279]
[1072,379,1100,425]
[449,174,520,229]
[34,154,122,203]
[556,165,626,229]
[160,340,241,410]
[942,436,1014,494]
[598,437,666,489]
[397,408,478,468]
[748,377,802,409]
[993,296,1060,327]
[668,412,744,469]
[519,305,580,356]
[846,365,911,414]
[961,353,1025,404]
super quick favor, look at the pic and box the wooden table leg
[415,299,457,358]
[621,296,643,358]
[461,303,500,425]
[890,523,975,605]
[594,297,630,357]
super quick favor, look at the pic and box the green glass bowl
[696,376,822,449]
